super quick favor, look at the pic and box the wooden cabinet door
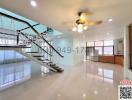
[129,25,132,69]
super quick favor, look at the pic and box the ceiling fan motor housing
[76,19,85,25]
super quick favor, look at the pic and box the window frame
[103,46,114,55]
[86,40,114,56]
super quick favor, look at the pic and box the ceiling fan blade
[85,20,102,26]
[61,20,76,25]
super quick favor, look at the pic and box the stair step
[49,63,56,66]
[44,61,64,73]
[57,69,64,73]
[49,69,57,72]
[50,65,61,69]
[0,46,31,48]
[19,45,30,47]
[18,44,26,46]
[44,59,50,61]
[33,55,44,57]
[51,66,59,69]
[35,57,64,73]
[50,65,64,73]
[37,58,44,61]
[43,61,52,63]
[26,52,39,53]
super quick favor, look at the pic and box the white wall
[114,38,124,55]
[73,36,86,63]
[52,36,75,67]
[52,36,87,67]
[52,26,125,67]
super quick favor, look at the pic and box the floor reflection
[41,66,50,77]
[99,68,114,84]
[86,62,114,84]
[0,61,123,100]
[0,62,31,91]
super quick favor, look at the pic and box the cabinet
[98,56,114,63]
[129,25,132,69]
[114,55,124,65]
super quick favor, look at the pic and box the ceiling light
[82,93,86,99]
[77,24,83,33]
[78,30,83,33]
[57,93,61,97]
[108,18,113,22]
[72,27,77,32]
[78,28,83,33]
[94,90,98,95]
[31,0,37,7]
[83,26,88,30]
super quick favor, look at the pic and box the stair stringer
[15,48,57,72]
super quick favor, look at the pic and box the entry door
[86,47,95,60]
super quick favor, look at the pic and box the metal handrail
[17,23,40,32]
[19,31,52,56]
[0,31,52,56]
[0,12,64,58]
[0,32,17,36]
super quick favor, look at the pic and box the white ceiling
[0,0,132,40]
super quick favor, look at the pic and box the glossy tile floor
[0,61,123,100]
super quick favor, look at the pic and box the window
[104,47,113,55]
[95,41,103,46]
[87,40,114,56]
[0,39,17,45]
[104,40,114,55]
[0,39,5,45]
[0,39,2,44]
[87,42,94,46]
[95,47,103,55]
[104,40,113,46]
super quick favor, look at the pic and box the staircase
[16,49,64,73]
[0,12,64,73]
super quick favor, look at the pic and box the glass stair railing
[0,12,64,73]
[18,32,64,73]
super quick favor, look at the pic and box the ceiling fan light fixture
[77,24,83,33]
[83,26,88,30]
[72,27,77,32]
[77,29,83,33]
[80,13,86,22]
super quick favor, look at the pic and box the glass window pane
[104,47,113,55]
[95,47,103,55]
[95,41,103,46]
[5,50,14,60]
[104,40,113,46]
[87,42,94,46]
[0,39,2,44]
[1,39,5,45]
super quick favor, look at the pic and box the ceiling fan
[71,11,102,33]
